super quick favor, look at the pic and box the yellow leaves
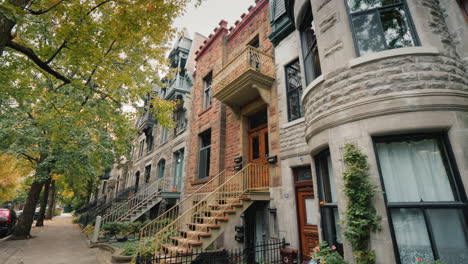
[150,96,177,128]
[0,155,32,203]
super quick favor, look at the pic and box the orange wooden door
[248,126,269,164]
[296,187,319,263]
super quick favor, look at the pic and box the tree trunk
[45,180,56,219]
[36,178,51,226]
[12,181,44,239]
[0,0,33,56]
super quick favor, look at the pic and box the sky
[173,0,258,38]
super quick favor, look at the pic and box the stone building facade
[278,0,468,263]
[96,32,206,218]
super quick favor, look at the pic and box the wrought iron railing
[138,168,237,252]
[141,163,269,256]
[136,239,285,264]
[212,46,275,95]
[101,179,164,225]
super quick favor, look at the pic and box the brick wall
[185,0,281,193]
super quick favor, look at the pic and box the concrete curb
[91,242,135,263]
[0,234,13,243]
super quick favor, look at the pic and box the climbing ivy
[342,144,381,264]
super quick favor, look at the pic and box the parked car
[0,208,17,237]
[33,207,40,220]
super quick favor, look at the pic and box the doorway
[134,171,140,193]
[248,109,269,164]
[244,202,268,263]
[293,167,319,263]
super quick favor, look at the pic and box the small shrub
[84,225,94,237]
[102,222,124,239]
[311,241,348,264]
[121,245,138,256]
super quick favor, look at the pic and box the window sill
[191,177,210,185]
[301,75,324,102]
[198,106,212,116]
[280,117,305,129]
[349,46,439,68]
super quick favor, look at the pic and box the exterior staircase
[139,164,270,261]
[101,178,164,225]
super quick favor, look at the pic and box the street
[0,214,101,264]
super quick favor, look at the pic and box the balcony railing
[213,46,275,96]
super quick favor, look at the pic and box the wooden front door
[294,167,319,263]
[248,126,269,164]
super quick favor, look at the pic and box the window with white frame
[346,0,418,56]
[374,133,468,264]
[203,72,212,110]
[198,130,211,180]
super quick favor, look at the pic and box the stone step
[179,230,212,241]
[170,236,203,247]
[187,222,220,232]
[161,244,192,255]
[193,216,229,224]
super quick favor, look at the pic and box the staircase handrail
[138,168,236,249]
[146,163,269,255]
[101,178,163,225]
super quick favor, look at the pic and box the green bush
[121,245,138,256]
[342,144,381,264]
[102,222,124,239]
[311,241,347,264]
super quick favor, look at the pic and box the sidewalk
[0,214,100,264]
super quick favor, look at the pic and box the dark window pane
[321,207,343,254]
[157,160,165,179]
[264,133,269,157]
[427,209,468,264]
[297,167,312,181]
[347,0,401,13]
[198,130,211,179]
[252,136,260,160]
[249,109,268,129]
[288,91,302,121]
[391,208,434,264]
[352,12,386,55]
[380,7,415,49]
[300,9,321,85]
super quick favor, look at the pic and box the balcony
[164,74,191,100]
[213,46,275,111]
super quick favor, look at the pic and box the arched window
[157,159,166,179]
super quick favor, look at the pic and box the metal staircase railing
[138,168,237,252]
[101,178,164,225]
[143,163,269,255]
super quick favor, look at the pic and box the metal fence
[136,239,285,264]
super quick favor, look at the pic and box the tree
[0,0,199,238]
[0,155,32,203]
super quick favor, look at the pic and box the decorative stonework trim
[317,0,333,12]
[301,75,325,102]
[349,46,439,68]
[280,117,305,129]
[323,40,344,58]
[280,151,310,160]
[319,13,338,34]
[304,91,468,141]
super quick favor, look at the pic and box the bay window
[375,134,468,264]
